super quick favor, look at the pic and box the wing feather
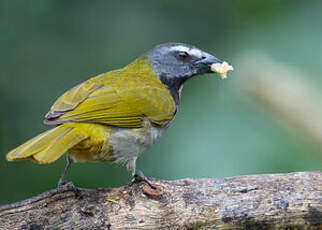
[44,68,176,128]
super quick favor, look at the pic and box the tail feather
[33,127,88,163]
[6,125,88,164]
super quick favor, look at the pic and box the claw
[57,181,81,197]
[131,170,156,189]
[58,178,67,187]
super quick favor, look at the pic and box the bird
[6,43,232,189]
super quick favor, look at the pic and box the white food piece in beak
[210,61,233,79]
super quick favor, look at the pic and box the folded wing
[44,72,176,128]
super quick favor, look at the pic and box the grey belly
[109,124,165,166]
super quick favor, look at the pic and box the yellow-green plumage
[47,56,175,127]
[6,125,87,164]
[6,56,176,165]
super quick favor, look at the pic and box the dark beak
[194,53,222,73]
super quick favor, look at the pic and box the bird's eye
[177,51,189,60]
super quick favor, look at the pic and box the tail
[6,124,88,164]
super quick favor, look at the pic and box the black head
[146,43,222,104]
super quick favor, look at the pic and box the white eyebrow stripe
[189,48,202,58]
[170,46,203,58]
[170,45,189,53]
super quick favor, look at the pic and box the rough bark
[0,171,321,230]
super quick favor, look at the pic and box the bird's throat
[159,74,188,105]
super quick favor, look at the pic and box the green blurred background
[1,0,321,205]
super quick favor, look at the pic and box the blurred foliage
[1,0,321,205]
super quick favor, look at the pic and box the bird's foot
[57,180,80,197]
[58,177,68,188]
[131,170,156,189]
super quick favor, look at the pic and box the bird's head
[142,43,231,104]
[146,43,223,84]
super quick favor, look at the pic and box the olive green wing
[45,73,176,128]
[45,73,106,120]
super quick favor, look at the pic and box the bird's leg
[57,154,80,196]
[127,157,155,189]
[58,154,73,186]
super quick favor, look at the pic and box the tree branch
[0,171,321,229]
